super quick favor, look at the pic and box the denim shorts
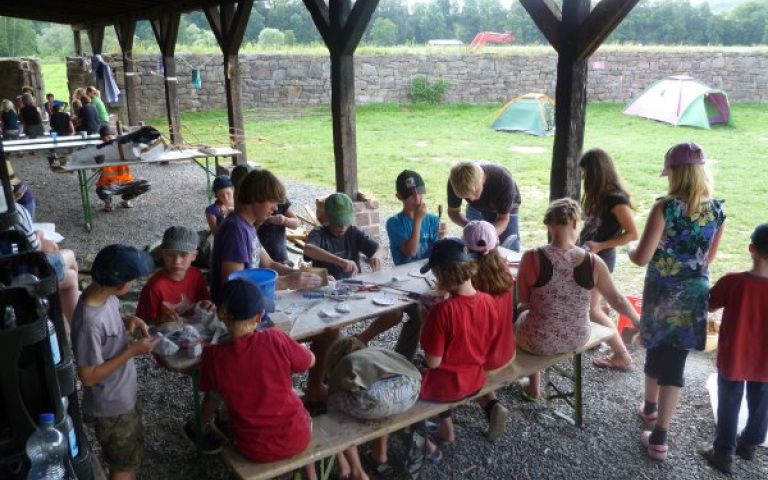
[45,253,65,282]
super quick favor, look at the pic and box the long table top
[54,148,240,172]
[160,249,522,374]
[3,135,104,153]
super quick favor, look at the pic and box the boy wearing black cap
[137,226,214,325]
[198,279,321,477]
[71,244,159,480]
[702,223,768,474]
[419,238,496,452]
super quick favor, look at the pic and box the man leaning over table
[447,161,522,252]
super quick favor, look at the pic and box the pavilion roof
[0,0,233,27]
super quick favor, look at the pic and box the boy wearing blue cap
[72,244,159,480]
[197,279,323,477]
[702,223,768,474]
[205,175,235,234]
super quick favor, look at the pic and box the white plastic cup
[80,131,87,139]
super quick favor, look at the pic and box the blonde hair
[449,162,484,198]
[543,198,581,226]
[223,318,258,338]
[471,247,514,296]
[325,336,366,380]
[432,261,477,293]
[1,99,15,113]
[666,163,713,217]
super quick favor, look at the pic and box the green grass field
[39,61,69,100]
[165,102,768,290]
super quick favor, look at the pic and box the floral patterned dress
[640,198,726,351]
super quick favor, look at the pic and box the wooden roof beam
[86,25,105,55]
[340,0,381,55]
[519,0,562,52]
[578,0,641,59]
[302,0,332,48]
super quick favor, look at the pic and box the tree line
[1,0,766,58]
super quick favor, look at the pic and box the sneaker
[639,403,658,424]
[736,437,756,460]
[119,200,134,209]
[181,420,223,455]
[701,448,734,475]
[641,431,668,461]
[485,402,509,442]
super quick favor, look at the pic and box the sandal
[593,355,634,371]
[425,421,453,447]
[103,203,115,212]
[426,446,443,464]
[120,200,134,209]
[361,452,394,477]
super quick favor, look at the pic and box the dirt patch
[508,145,547,154]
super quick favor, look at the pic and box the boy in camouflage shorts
[72,245,158,480]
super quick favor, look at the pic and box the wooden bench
[222,324,615,480]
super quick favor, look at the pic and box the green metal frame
[543,352,584,427]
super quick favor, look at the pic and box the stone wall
[64,49,767,120]
[0,58,45,107]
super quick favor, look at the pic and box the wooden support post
[550,0,590,201]
[86,25,105,55]
[151,12,182,143]
[115,20,138,126]
[204,1,253,165]
[73,29,83,57]
[302,0,380,197]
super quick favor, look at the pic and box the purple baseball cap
[462,221,498,255]
[661,142,706,177]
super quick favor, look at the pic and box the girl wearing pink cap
[629,142,726,460]
[463,220,516,441]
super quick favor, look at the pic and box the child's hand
[130,336,160,356]
[197,300,216,312]
[368,256,382,272]
[286,272,323,291]
[124,316,150,338]
[415,201,428,220]
[160,307,181,324]
[339,259,359,276]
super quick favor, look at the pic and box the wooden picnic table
[52,146,240,231]
[2,134,103,152]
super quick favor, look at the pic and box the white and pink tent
[624,75,732,129]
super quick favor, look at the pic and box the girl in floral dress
[629,142,726,461]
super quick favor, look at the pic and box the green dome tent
[491,93,555,136]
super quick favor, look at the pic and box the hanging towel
[191,69,202,89]
[92,54,121,103]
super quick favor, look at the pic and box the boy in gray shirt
[72,244,158,480]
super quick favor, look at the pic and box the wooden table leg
[78,170,93,232]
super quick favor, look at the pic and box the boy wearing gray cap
[702,223,768,474]
[137,226,214,325]
[71,244,159,480]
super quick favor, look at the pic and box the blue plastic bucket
[228,268,278,312]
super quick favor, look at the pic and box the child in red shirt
[200,279,318,474]
[419,238,496,455]
[136,226,214,325]
[702,223,768,474]
[463,220,516,441]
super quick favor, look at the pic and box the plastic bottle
[47,320,61,365]
[25,413,66,480]
[59,397,79,459]
[3,305,17,330]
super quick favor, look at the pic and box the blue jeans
[713,375,768,455]
[466,204,521,252]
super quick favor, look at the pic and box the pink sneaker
[641,431,668,460]
[639,404,658,423]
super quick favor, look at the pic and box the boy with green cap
[303,192,387,280]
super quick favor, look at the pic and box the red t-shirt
[136,267,210,322]
[420,292,496,402]
[199,329,313,462]
[484,290,516,370]
[709,272,768,382]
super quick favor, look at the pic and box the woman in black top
[579,148,639,371]
[19,93,45,138]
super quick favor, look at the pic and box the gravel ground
[12,153,767,480]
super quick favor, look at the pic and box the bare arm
[220,261,244,286]
[281,207,301,229]
[493,213,511,236]
[584,204,639,253]
[205,213,218,234]
[447,206,468,228]
[706,222,726,265]
[400,203,428,258]
[367,245,388,272]
[425,353,442,369]
[303,243,358,276]
[593,256,640,327]
[628,201,666,267]
[516,250,536,308]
